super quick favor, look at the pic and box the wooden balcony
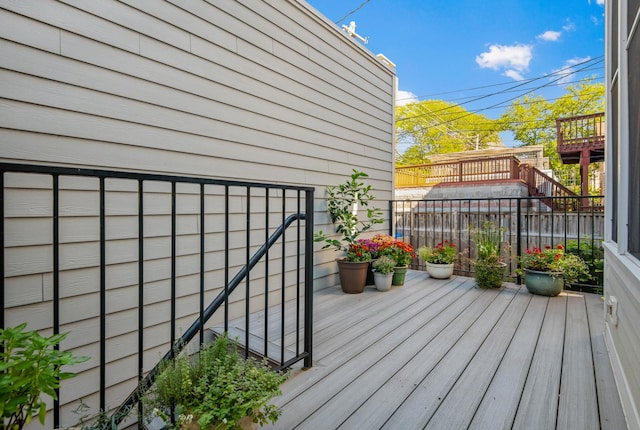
[556,113,605,165]
[247,271,626,429]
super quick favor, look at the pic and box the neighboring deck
[248,270,627,429]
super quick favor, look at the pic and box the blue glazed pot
[524,269,564,296]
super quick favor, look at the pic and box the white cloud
[396,90,418,106]
[563,21,576,32]
[476,44,533,75]
[551,56,592,84]
[504,69,525,81]
[537,30,562,42]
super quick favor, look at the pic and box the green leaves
[0,323,89,430]
[314,170,384,253]
[145,333,288,430]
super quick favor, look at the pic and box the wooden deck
[254,270,627,430]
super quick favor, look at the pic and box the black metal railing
[0,162,314,428]
[391,195,604,294]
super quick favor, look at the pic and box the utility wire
[397,56,603,122]
[397,70,604,104]
[335,0,371,24]
[414,90,605,120]
[396,56,604,102]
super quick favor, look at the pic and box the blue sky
[307,0,605,141]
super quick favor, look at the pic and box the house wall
[604,0,640,428]
[0,0,395,427]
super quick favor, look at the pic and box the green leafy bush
[0,323,88,430]
[145,333,288,429]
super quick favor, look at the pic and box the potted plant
[472,222,507,289]
[370,235,414,286]
[371,255,396,291]
[1,323,88,430]
[519,244,591,296]
[314,170,384,293]
[144,333,288,430]
[417,240,456,279]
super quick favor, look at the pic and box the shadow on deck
[233,270,627,430]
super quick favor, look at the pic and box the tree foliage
[395,100,500,165]
[499,78,605,176]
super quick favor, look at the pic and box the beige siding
[603,248,640,429]
[0,0,395,427]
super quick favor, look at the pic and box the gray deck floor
[249,270,627,430]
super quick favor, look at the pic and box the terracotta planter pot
[524,269,564,296]
[392,266,408,286]
[373,271,393,291]
[426,262,454,279]
[336,259,369,293]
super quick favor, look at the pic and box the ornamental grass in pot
[472,222,507,289]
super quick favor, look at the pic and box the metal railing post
[304,189,314,368]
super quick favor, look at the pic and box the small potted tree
[314,170,384,293]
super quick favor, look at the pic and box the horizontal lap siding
[0,0,394,426]
[0,1,394,179]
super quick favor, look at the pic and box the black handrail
[0,162,314,428]
[110,213,307,425]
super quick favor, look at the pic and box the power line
[335,0,371,24]
[396,56,604,103]
[397,57,604,122]
[410,90,605,120]
[399,71,604,104]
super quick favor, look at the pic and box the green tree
[499,78,604,184]
[395,100,500,165]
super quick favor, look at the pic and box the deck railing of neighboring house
[391,195,605,294]
[395,156,521,187]
[0,163,314,428]
[556,112,606,149]
[395,156,597,211]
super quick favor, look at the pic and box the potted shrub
[314,170,383,294]
[519,244,591,296]
[472,222,507,289]
[371,255,396,291]
[1,323,88,430]
[417,240,456,279]
[144,333,288,430]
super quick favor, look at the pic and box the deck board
[230,270,627,430]
[469,293,549,429]
[558,293,600,430]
